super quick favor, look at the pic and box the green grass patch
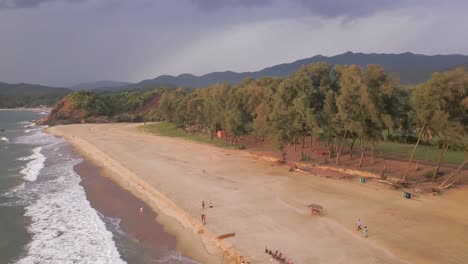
[376,141,467,165]
[138,122,232,149]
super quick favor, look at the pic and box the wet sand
[75,160,183,263]
[48,123,468,264]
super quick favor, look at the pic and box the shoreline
[0,108,51,112]
[48,127,234,263]
[74,160,185,263]
[47,123,468,264]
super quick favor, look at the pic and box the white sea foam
[38,112,48,115]
[24,128,40,133]
[24,123,35,128]
[10,130,126,264]
[158,251,199,264]
[1,136,8,142]
[2,183,25,200]
[19,147,46,182]
[15,126,61,146]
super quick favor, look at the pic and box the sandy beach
[74,160,190,263]
[48,123,468,264]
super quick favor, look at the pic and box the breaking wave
[19,147,46,182]
[8,128,126,264]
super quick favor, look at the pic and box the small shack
[217,130,227,138]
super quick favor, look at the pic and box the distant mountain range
[2,52,468,104]
[0,82,71,108]
[131,52,468,89]
[70,80,131,90]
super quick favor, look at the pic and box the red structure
[217,130,227,138]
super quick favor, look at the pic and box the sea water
[0,111,198,264]
[0,111,124,263]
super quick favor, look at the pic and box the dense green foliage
[69,89,160,118]
[155,63,467,173]
[0,83,71,108]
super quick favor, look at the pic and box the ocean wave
[19,147,46,182]
[7,129,126,264]
[24,123,36,128]
[15,127,61,146]
[1,136,8,142]
[6,182,25,195]
[12,144,126,264]
[38,112,48,115]
[24,128,40,133]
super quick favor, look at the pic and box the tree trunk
[294,138,297,151]
[301,136,305,159]
[359,140,365,168]
[280,144,287,161]
[439,159,468,189]
[302,133,305,149]
[336,131,347,166]
[370,141,376,164]
[349,138,356,159]
[328,138,334,160]
[403,123,426,181]
[433,143,449,180]
[381,159,388,178]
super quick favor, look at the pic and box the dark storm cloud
[0,0,82,9]
[190,0,273,10]
[0,0,467,86]
[297,0,405,18]
[191,0,407,18]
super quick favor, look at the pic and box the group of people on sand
[357,219,368,238]
[265,247,294,264]
[201,200,213,225]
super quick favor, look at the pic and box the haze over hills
[0,82,71,108]
[70,81,131,90]
[2,51,468,105]
[132,52,468,89]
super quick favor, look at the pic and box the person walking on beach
[202,200,205,210]
[357,219,362,231]
[139,207,143,216]
[201,212,206,225]
[363,226,368,238]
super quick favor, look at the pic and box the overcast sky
[0,0,467,86]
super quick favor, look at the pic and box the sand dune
[48,123,468,264]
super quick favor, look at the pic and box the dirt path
[48,123,468,264]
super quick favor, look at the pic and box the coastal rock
[36,97,89,126]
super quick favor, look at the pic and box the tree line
[156,63,467,179]
[66,63,466,180]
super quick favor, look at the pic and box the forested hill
[0,82,71,108]
[136,52,468,88]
